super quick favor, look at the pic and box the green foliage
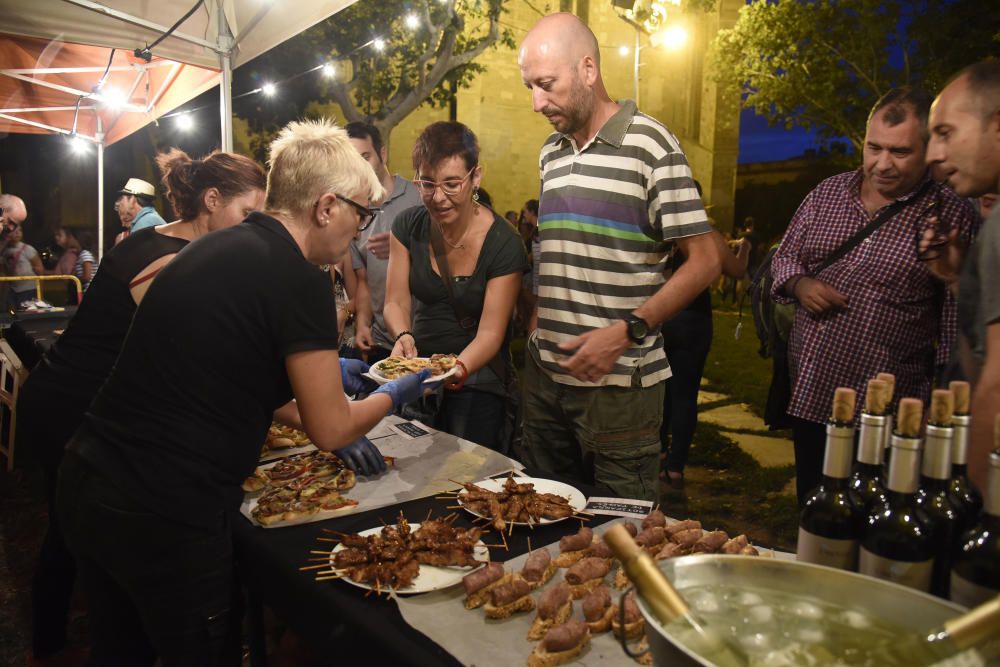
[710,0,1000,153]
[234,0,513,148]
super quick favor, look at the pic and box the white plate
[457,476,587,526]
[365,357,460,386]
[329,522,490,594]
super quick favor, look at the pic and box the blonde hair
[266,118,385,218]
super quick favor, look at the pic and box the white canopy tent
[0,0,358,256]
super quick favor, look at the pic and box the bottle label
[858,548,932,591]
[796,528,858,570]
[950,571,1000,608]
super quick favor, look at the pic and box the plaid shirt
[772,169,979,424]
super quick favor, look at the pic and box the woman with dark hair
[20,147,266,665]
[383,121,528,453]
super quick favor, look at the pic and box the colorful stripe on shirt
[536,101,710,388]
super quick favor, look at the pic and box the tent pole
[97,119,105,263]
[218,1,234,152]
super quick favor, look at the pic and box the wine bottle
[950,419,1000,608]
[878,372,897,473]
[851,378,890,511]
[603,524,747,667]
[916,389,964,599]
[860,398,935,592]
[798,388,865,571]
[948,380,983,529]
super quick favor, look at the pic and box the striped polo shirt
[535,100,710,388]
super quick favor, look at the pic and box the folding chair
[0,338,27,471]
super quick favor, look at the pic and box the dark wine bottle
[851,378,889,512]
[916,389,963,599]
[950,420,1000,608]
[948,380,983,530]
[877,372,896,475]
[798,388,865,570]
[860,398,935,592]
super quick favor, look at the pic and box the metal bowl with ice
[636,555,972,667]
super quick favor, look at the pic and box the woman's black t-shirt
[32,228,189,404]
[392,206,528,387]
[69,213,340,528]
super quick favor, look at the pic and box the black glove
[333,436,386,477]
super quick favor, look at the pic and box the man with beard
[517,13,720,501]
[924,60,1000,493]
[771,88,979,504]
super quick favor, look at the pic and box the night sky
[737,108,830,164]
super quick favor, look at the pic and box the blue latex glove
[372,369,441,412]
[340,357,371,396]
[333,436,387,477]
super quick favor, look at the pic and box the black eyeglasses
[336,195,380,232]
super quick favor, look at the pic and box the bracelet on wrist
[446,359,469,391]
[394,330,414,344]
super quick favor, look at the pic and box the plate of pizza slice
[366,354,460,385]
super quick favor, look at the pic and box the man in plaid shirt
[772,88,980,504]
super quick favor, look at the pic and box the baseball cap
[118,178,156,197]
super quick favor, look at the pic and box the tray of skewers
[453,475,588,530]
[315,513,491,594]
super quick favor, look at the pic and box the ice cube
[791,600,823,620]
[796,626,825,644]
[739,592,764,606]
[693,593,720,614]
[836,610,868,629]
[738,632,770,651]
[746,605,773,624]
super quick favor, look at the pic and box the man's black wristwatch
[623,314,649,344]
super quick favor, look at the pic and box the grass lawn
[701,307,777,421]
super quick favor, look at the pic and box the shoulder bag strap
[812,181,930,276]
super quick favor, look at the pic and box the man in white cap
[114,177,165,245]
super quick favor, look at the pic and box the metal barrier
[0,274,83,305]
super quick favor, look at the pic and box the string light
[99,87,127,110]
[618,45,630,56]
[69,135,89,154]
[162,37,385,121]
[651,25,688,50]
[404,13,419,29]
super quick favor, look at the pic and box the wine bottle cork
[896,398,923,437]
[929,389,954,426]
[876,373,896,400]
[831,387,856,424]
[950,380,971,415]
[864,379,889,415]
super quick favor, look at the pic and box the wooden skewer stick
[316,537,337,543]
[300,563,336,571]
[315,574,345,582]
[310,550,333,556]
[446,505,464,510]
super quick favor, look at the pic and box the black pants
[57,452,241,666]
[660,309,713,474]
[19,377,87,659]
[792,416,827,506]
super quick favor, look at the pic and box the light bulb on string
[321,63,336,78]
[373,37,386,52]
[175,113,194,131]
[261,82,277,96]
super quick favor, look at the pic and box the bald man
[517,14,721,501]
[0,193,27,229]
[925,59,1000,499]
